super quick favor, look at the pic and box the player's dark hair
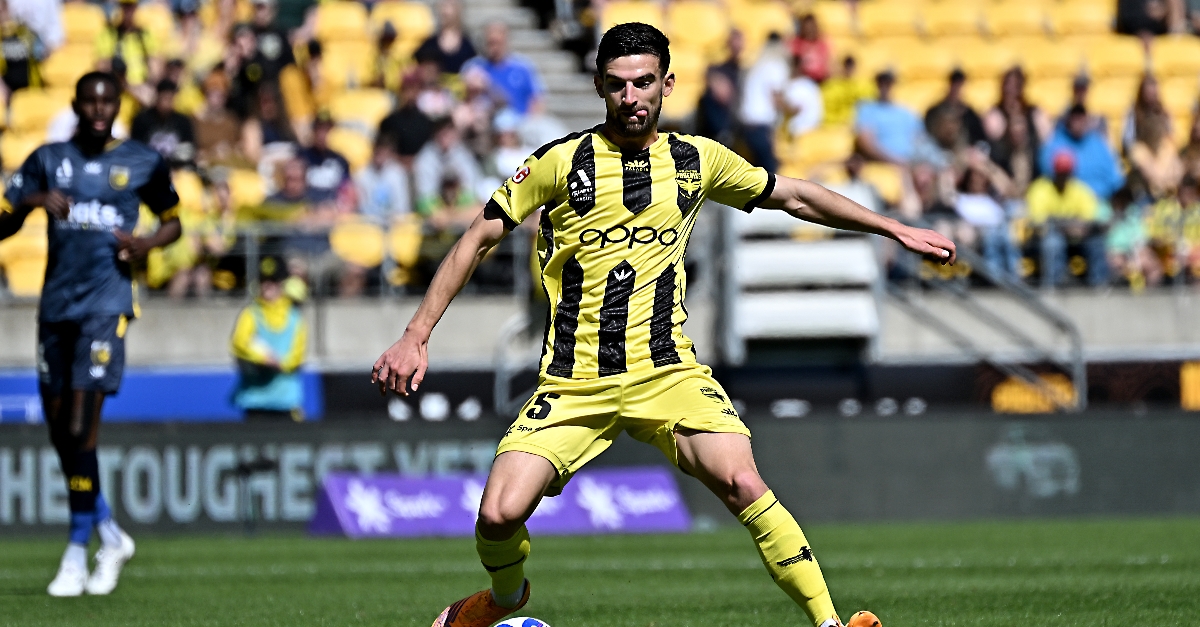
[596,22,671,77]
[1067,103,1088,118]
[76,71,121,100]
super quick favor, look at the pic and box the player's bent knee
[718,469,768,510]
[477,497,530,537]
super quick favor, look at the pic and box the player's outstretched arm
[372,210,510,396]
[762,175,956,264]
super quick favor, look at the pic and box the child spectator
[1106,187,1159,288]
[231,256,308,421]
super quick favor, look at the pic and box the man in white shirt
[738,33,789,173]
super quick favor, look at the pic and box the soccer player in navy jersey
[0,72,182,596]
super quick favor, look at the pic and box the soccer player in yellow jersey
[373,23,955,627]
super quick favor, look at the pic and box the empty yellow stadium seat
[134,2,176,38]
[326,127,372,172]
[1080,36,1146,79]
[62,3,106,46]
[1151,37,1200,79]
[1089,77,1138,119]
[893,79,945,112]
[171,169,206,216]
[0,132,41,171]
[0,209,47,297]
[662,48,706,120]
[922,3,983,38]
[809,1,854,38]
[1026,77,1073,113]
[984,3,1047,37]
[1013,37,1083,79]
[860,162,903,205]
[961,79,1000,111]
[601,1,665,32]
[667,1,730,61]
[1160,77,1199,119]
[889,41,956,82]
[315,2,370,42]
[8,90,71,135]
[1047,1,1114,36]
[330,218,386,268]
[370,1,435,42]
[40,44,96,88]
[330,89,395,135]
[388,215,423,270]
[953,38,1018,81]
[322,41,377,89]
[786,125,854,165]
[732,1,795,66]
[858,2,921,39]
[228,169,267,210]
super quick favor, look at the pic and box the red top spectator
[790,14,830,83]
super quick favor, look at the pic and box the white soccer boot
[47,560,88,597]
[85,530,135,595]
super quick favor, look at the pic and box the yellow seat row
[811,0,1112,39]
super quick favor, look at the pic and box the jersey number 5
[526,392,561,420]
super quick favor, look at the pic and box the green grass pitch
[2,518,1199,626]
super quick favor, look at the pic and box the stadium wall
[2,412,1199,533]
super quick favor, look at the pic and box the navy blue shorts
[37,316,127,394]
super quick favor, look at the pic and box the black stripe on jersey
[483,198,518,230]
[547,255,584,378]
[621,148,653,215]
[668,135,703,215]
[538,207,555,270]
[741,172,777,213]
[567,137,596,217]
[531,126,596,160]
[650,263,682,367]
[598,260,636,376]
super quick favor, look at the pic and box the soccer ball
[495,619,551,627]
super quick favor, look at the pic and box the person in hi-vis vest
[230,256,308,420]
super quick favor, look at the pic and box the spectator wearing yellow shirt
[231,257,308,421]
[1026,151,1108,286]
[821,54,875,127]
[96,0,163,98]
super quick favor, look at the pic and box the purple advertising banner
[310,466,691,538]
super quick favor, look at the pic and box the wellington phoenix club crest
[676,168,701,198]
[109,165,130,190]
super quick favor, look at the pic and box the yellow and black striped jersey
[486,126,774,380]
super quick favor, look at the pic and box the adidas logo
[624,159,649,170]
[776,545,814,567]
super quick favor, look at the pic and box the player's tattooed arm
[763,176,957,265]
[372,210,510,396]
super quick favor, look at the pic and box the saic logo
[578,225,678,248]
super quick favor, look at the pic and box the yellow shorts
[497,363,750,494]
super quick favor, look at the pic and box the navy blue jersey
[5,140,179,322]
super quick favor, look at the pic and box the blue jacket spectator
[1040,104,1125,201]
[462,22,544,116]
[854,70,923,164]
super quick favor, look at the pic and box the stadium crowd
[3,0,1200,298]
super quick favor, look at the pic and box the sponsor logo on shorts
[90,340,111,379]
[68,476,93,492]
[776,545,814,567]
[700,386,727,403]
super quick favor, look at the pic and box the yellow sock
[475,525,530,605]
[738,491,838,627]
